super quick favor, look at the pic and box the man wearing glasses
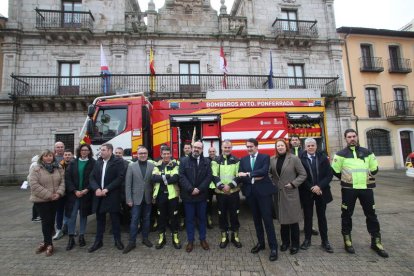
[179,141,212,252]
[123,146,155,254]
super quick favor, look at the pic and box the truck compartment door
[171,126,180,160]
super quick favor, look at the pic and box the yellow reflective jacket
[211,154,240,194]
[152,160,180,200]
[331,146,378,189]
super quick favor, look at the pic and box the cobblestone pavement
[0,170,413,275]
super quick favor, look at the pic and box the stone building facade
[0,0,351,184]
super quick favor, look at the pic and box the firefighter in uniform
[212,140,242,248]
[152,146,181,249]
[331,129,389,258]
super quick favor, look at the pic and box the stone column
[324,0,337,39]
[247,41,262,75]
[1,34,21,99]
[146,0,157,33]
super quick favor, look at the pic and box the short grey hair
[304,138,317,146]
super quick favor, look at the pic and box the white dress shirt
[101,159,108,189]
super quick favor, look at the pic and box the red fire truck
[80,91,329,159]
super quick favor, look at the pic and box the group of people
[29,128,389,261]
[29,142,96,256]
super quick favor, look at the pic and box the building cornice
[337,26,414,38]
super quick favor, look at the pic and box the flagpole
[268,50,274,89]
[220,43,228,89]
[149,41,156,96]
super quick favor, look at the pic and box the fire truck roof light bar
[92,92,144,105]
[170,115,219,122]
[287,114,322,119]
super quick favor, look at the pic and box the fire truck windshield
[90,107,127,144]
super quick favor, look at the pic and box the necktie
[251,155,255,169]
[311,155,316,164]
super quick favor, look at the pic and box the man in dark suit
[291,135,319,236]
[179,141,212,253]
[88,143,125,253]
[299,138,334,253]
[238,138,278,261]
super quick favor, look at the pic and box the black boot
[231,231,242,248]
[219,231,229,249]
[371,234,389,258]
[343,233,355,254]
[156,232,166,249]
[66,235,75,251]
[172,232,181,249]
[78,235,86,247]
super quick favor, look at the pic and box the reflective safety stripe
[349,168,370,173]
[341,182,376,189]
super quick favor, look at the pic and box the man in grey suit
[123,146,155,254]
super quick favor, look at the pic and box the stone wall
[0,109,86,185]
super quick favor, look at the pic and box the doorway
[400,130,413,162]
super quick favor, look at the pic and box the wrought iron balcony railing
[35,8,94,31]
[388,58,412,73]
[10,74,339,99]
[384,100,414,118]
[359,57,384,72]
[272,18,318,38]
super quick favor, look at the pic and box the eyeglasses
[138,152,148,155]
[193,146,202,149]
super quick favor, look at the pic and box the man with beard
[331,129,388,258]
[179,141,212,252]
[88,143,125,252]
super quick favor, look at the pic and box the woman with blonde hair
[29,149,65,256]
[269,139,307,255]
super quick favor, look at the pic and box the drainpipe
[343,31,359,134]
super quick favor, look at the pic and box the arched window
[366,129,391,156]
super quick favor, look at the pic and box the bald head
[208,147,217,159]
[54,141,65,156]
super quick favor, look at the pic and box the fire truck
[80,90,329,159]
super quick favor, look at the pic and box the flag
[268,51,274,89]
[100,44,111,94]
[149,46,156,93]
[219,46,228,89]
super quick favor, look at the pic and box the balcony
[388,58,412,73]
[359,57,384,72]
[9,74,338,111]
[272,18,318,46]
[384,100,414,124]
[35,8,94,41]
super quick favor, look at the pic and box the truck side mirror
[123,148,132,156]
[86,119,94,136]
[87,104,95,117]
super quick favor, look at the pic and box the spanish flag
[149,47,156,94]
